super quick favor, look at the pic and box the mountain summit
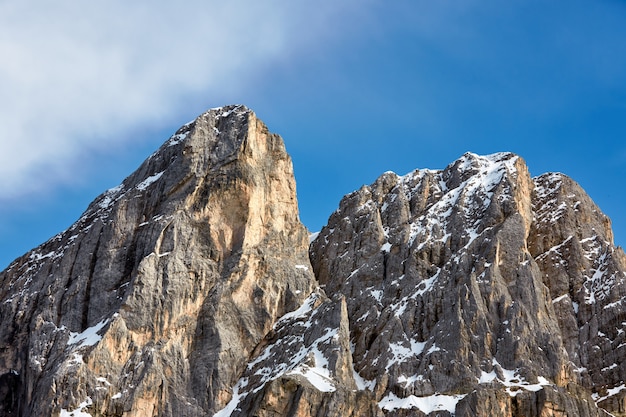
[1,106,626,417]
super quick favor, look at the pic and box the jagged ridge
[308,151,626,416]
[1,108,626,417]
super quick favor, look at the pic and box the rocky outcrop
[529,173,626,413]
[310,152,625,416]
[0,105,316,416]
[1,107,625,417]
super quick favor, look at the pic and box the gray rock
[2,111,625,417]
[311,152,623,416]
[0,105,316,416]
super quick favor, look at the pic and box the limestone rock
[2,108,626,417]
[0,105,316,416]
[311,152,624,416]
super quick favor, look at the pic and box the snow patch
[286,363,335,392]
[353,368,376,391]
[60,397,93,417]
[370,289,383,303]
[136,171,164,191]
[67,319,108,348]
[552,294,569,304]
[213,384,246,417]
[479,359,550,396]
[583,250,615,304]
[378,392,466,414]
[309,231,320,244]
[272,293,318,330]
[98,184,125,210]
[593,383,626,404]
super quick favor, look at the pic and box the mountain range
[1,105,625,417]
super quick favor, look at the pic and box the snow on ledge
[60,397,93,417]
[353,368,376,391]
[309,231,320,244]
[286,363,336,392]
[478,358,550,396]
[136,171,164,191]
[67,319,108,348]
[378,392,466,414]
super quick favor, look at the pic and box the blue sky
[1,1,625,270]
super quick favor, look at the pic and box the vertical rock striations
[1,108,625,417]
[310,152,626,416]
[0,105,316,416]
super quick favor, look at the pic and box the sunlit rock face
[1,107,625,417]
[0,105,316,416]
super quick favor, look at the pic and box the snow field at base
[378,358,553,413]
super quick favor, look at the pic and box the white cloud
[0,0,364,198]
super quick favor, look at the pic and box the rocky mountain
[1,105,626,417]
[310,153,626,417]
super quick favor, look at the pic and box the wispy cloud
[0,0,364,198]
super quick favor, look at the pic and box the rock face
[1,108,626,417]
[310,152,626,417]
[0,105,315,416]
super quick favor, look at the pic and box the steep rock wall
[0,105,315,416]
[2,110,625,417]
[310,152,624,416]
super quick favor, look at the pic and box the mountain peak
[1,109,625,417]
[0,105,315,416]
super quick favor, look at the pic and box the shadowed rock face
[310,152,626,417]
[1,109,625,417]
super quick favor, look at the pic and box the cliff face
[0,105,315,416]
[310,152,626,416]
[1,108,625,417]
